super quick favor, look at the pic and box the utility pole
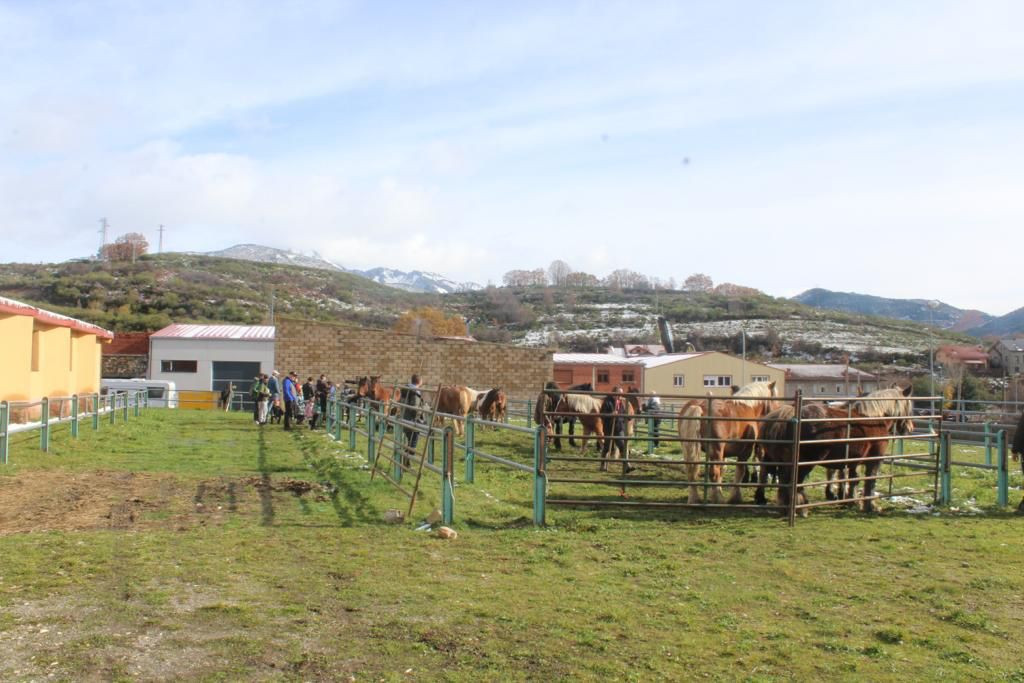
[268,286,275,325]
[97,217,109,259]
[158,224,165,253]
[741,328,746,385]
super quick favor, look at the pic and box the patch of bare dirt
[0,470,330,535]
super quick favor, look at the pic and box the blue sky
[1,1,1022,314]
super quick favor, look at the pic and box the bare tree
[683,273,713,292]
[547,260,572,286]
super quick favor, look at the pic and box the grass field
[1,409,1023,681]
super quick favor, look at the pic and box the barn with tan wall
[275,318,553,398]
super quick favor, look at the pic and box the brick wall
[102,354,148,379]
[275,318,553,399]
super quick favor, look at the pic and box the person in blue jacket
[282,371,299,431]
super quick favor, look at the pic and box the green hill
[0,253,425,332]
[0,254,979,367]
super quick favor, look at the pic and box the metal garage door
[212,361,262,407]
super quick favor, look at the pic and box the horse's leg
[709,442,725,504]
[568,417,577,448]
[825,468,837,501]
[684,443,701,504]
[861,444,884,513]
[553,417,563,452]
[728,429,755,504]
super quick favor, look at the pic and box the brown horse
[705,381,780,504]
[756,402,902,514]
[433,385,482,436]
[553,388,604,455]
[824,385,914,500]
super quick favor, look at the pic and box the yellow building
[640,351,786,398]
[0,296,113,402]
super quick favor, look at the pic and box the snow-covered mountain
[205,244,346,272]
[358,267,480,294]
[202,244,480,294]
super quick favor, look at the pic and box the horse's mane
[850,387,911,418]
[729,381,777,408]
[563,393,602,413]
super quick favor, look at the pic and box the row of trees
[501,260,726,294]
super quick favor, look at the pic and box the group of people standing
[250,371,335,431]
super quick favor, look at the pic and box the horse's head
[354,376,369,397]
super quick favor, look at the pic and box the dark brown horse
[477,387,507,424]
[536,382,587,451]
[756,403,901,514]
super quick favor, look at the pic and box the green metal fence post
[526,399,533,428]
[348,403,356,450]
[939,432,952,505]
[392,414,403,483]
[92,393,100,430]
[442,426,455,525]
[109,393,116,425]
[367,410,376,465]
[40,397,50,452]
[533,424,547,526]
[984,421,992,466]
[134,390,141,417]
[428,434,435,465]
[0,401,9,465]
[123,392,130,421]
[997,430,1008,507]
[71,394,80,439]
[647,415,655,455]
[464,415,475,483]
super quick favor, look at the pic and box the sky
[1,1,1022,315]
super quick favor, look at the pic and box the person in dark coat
[601,386,634,474]
[398,374,424,466]
[1012,409,1024,513]
[315,374,329,429]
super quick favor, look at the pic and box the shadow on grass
[257,426,275,527]
[288,429,381,527]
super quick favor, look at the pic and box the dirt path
[0,470,329,535]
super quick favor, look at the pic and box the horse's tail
[678,401,704,459]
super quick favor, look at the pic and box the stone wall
[275,318,553,399]
[102,354,148,379]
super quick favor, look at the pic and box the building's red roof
[104,332,151,355]
[0,296,113,339]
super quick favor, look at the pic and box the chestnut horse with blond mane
[705,380,780,504]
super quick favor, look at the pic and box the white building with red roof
[148,324,275,396]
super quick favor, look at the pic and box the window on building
[673,374,685,387]
[597,371,610,384]
[704,375,732,387]
[819,385,827,393]
[161,360,198,373]
[621,370,635,383]
[751,375,770,383]
[837,385,843,394]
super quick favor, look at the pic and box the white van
[101,379,178,408]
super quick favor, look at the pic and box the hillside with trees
[0,254,981,371]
